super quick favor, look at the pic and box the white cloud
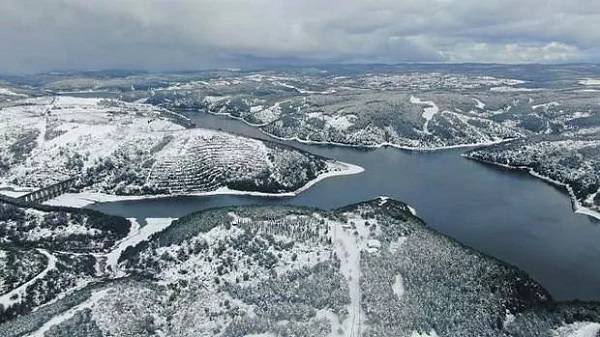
[0,0,599,73]
[442,42,582,64]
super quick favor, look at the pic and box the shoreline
[464,155,600,221]
[42,160,364,208]
[203,110,518,152]
[207,110,270,127]
[265,131,517,152]
[104,218,175,277]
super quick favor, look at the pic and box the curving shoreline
[464,154,600,221]
[42,160,364,208]
[264,131,518,152]
[206,110,518,152]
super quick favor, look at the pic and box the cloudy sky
[1,0,600,73]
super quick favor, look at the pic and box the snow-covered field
[0,96,359,198]
[579,79,600,86]
[0,88,27,97]
[410,95,440,134]
[24,288,110,337]
[2,198,600,336]
[3,67,600,336]
[103,218,175,276]
[120,202,387,336]
[43,161,363,208]
[552,322,600,337]
[0,249,56,310]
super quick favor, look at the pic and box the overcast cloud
[1,0,600,73]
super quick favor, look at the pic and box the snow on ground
[0,249,56,309]
[392,274,405,298]
[25,222,100,242]
[53,96,102,106]
[310,212,379,336]
[226,211,253,224]
[410,96,439,134]
[0,88,27,97]
[44,193,101,208]
[305,111,357,131]
[377,196,389,206]
[44,189,297,208]
[24,289,109,337]
[325,114,356,131]
[410,330,440,337]
[292,161,364,195]
[552,322,600,337]
[585,189,599,207]
[104,218,174,276]
[490,86,545,92]
[0,188,32,198]
[473,98,486,109]
[5,96,361,199]
[315,309,347,337]
[389,236,408,254]
[532,102,560,110]
[250,101,283,125]
[271,216,333,275]
[154,224,248,285]
[1,96,186,187]
[323,214,374,337]
[570,111,593,119]
[43,161,363,207]
[203,95,230,104]
[503,311,516,328]
[579,79,600,86]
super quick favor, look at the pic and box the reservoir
[90,111,600,301]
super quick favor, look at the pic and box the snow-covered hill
[466,136,600,218]
[0,198,131,323]
[2,199,598,337]
[0,96,360,202]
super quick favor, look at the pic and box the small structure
[366,239,382,253]
[19,177,78,204]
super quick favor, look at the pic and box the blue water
[90,112,600,301]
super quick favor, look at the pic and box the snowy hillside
[0,96,359,200]
[0,198,131,323]
[3,199,599,336]
[137,69,600,150]
[0,199,129,253]
[147,72,531,149]
[466,136,600,218]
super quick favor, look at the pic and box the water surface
[90,112,600,301]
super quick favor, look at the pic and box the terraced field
[147,134,269,193]
[0,96,359,201]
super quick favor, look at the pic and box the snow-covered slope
[2,199,600,336]
[0,96,360,200]
[466,136,600,219]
